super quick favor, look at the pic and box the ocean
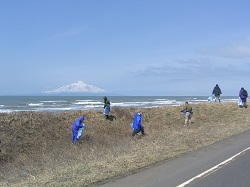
[0,96,238,113]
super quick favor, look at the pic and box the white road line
[177,146,250,187]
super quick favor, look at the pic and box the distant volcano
[42,81,106,95]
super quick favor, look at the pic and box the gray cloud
[201,37,250,59]
[129,58,250,83]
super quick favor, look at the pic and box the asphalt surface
[93,129,250,187]
[184,147,250,187]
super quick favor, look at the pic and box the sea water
[0,96,238,113]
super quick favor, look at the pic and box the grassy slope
[0,102,250,187]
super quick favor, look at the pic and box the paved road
[184,148,250,187]
[93,129,250,187]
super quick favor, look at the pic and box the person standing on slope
[212,84,222,102]
[103,96,111,119]
[239,87,248,108]
[181,102,193,126]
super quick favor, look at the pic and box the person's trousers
[72,130,78,143]
[132,126,145,136]
[241,98,247,108]
[185,112,192,125]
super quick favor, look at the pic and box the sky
[1,0,250,96]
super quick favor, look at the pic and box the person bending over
[132,111,145,137]
[71,116,85,144]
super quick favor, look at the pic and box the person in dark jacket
[71,116,85,144]
[239,87,248,108]
[212,84,222,102]
[103,96,111,119]
[132,111,145,137]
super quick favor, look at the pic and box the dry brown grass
[1,102,250,186]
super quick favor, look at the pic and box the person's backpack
[242,89,248,97]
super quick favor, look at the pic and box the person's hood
[79,116,84,122]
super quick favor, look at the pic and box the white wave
[185,100,208,104]
[74,101,102,105]
[40,100,67,103]
[222,99,238,102]
[111,100,178,107]
[84,105,103,109]
[28,103,44,106]
[35,107,74,111]
[152,100,176,105]
[111,102,148,107]
[0,109,31,113]
[75,99,94,102]
[0,109,13,113]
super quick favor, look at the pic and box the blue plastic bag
[238,98,243,107]
[130,123,134,131]
[103,105,110,115]
[77,124,86,139]
[208,95,214,102]
[182,110,186,116]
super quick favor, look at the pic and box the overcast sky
[1,0,250,96]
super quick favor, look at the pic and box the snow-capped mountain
[42,81,106,95]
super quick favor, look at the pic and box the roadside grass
[0,102,250,186]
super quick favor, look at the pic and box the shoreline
[0,95,239,113]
